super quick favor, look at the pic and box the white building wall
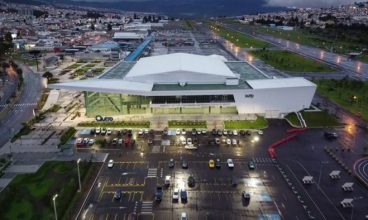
[233,86,316,118]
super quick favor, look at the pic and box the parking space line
[114,214,117,220]
[105,214,109,220]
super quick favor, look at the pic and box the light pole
[77,158,82,192]
[52,194,58,220]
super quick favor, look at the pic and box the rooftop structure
[49,53,316,117]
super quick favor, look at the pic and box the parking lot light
[52,194,58,220]
[77,158,82,192]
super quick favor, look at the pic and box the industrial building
[49,53,316,118]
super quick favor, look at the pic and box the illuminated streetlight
[52,194,58,220]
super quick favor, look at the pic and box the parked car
[108,159,114,168]
[82,138,89,145]
[257,130,264,135]
[192,128,197,135]
[232,139,237,145]
[181,129,186,135]
[118,139,123,145]
[188,176,195,187]
[144,129,149,135]
[112,138,118,145]
[212,129,217,136]
[217,129,223,136]
[215,159,221,168]
[215,138,220,145]
[248,160,255,170]
[106,128,112,135]
[88,139,95,146]
[201,130,207,135]
[187,138,192,145]
[233,130,238,136]
[75,138,83,147]
[155,186,163,201]
[226,138,231,145]
[168,158,175,168]
[180,189,187,202]
[227,159,234,168]
[223,130,228,136]
[172,188,179,201]
[185,145,197,150]
[208,159,215,168]
[324,131,338,140]
[180,212,188,220]
[239,130,246,136]
[95,127,101,135]
[245,130,251,136]
[138,129,143,135]
[176,129,181,135]
[182,159,188,169]
[114,189,122,200]
[101,128,107,135]
[165,175,171,186]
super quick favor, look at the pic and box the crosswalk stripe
[147,168,157,178]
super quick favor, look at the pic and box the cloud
[265,0,365,8]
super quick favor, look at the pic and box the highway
[0,64,43,148]
[221,23,368,79]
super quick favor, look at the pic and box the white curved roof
[125,53,236,80]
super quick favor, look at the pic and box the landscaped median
[59,127,77,147]
[0,161,101,220]
[77,121,150,128]
[168,120,207,128]
[224,116,268,129]
[248,50,335,72]
[285,110,342,128]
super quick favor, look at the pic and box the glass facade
[85,92,237,116]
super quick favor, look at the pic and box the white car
[88,138,95,145]
[176,129,181,135]
[233,130,238,136]
[187,138,192,145]
[106,128,112,135]
[226,138,231,145]
[227,159,234,168]
[181,129,186,135]
[223,130,228,135]
[180,137,186,145]
[258,130,264,135]
[232,139,237,145]
[138,129,143,135]
[180,212,188,220]
[83,138,90,144]
[144,129,149,134]
[201,130,207,135]
[75,138,83,146]
[118,139,123,145]
[197,130,201,135]
[185,144,198,150]
[95,127,101,135]
[172,188,179,200]
[107,159,114,168]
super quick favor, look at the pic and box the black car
[90,128,96,135]
[114,189,122,200]
[188,176,195,187]
[182,159,188,169]
[192,128,197,135]
[155,187,163,201]
[104,116,113,121]
[180,189,188,202]
[324,131,338,140]
[212,129,217,136]
[208,139,216,145]
[245,130,251,136]
[215,158,221,168]
[239,130,246,136]
[217,129,223,136]
[168,158,175,168]
[231,177,237,187]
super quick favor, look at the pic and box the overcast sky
[72,0,366,8]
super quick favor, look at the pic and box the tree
[90,23,95,31]
[4,32,12,43]
[42,71,53,80]
[107,23,112,32]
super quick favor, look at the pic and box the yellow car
[208,159,215,168]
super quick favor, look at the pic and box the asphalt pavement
[0,64,43,148]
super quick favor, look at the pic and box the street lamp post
[52,194,58,220]
[77,158,82,192]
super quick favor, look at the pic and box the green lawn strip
[77,121,150,128]
[212,24,271,48]
[301,111,342,127]
[0,161,95,220]
[223,117,268,129]
[84,63,95,68]
[59,127,77,146]
[168,120,207,128]
[285,113,302,127]
[314,79,368,120]
[248,50,335,72]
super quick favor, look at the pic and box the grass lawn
[168,120,207,128]
[210,25,271,49]
[285,113,301,127]
[285,111,341,127]
[315,78,368,120]
[249,50,335,72]
[0,161,96,220]
[302,111,341,127]
[78,121,150,128]
[224,116,268,129]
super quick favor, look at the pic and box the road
[0,64,43,148]
[354,157,368,187]
[0,74,18,111]
[221,23,368,79]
